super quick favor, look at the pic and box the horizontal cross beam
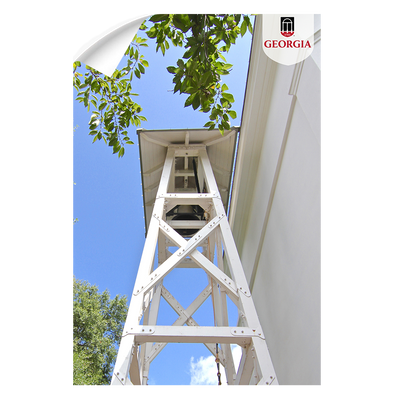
[125,326,264,345]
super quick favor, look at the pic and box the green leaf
[200,47,205,63]
[172,14,191,33]
[221,83,228,92]
[192,92,201,110]
[167,66,178,74]
[240,20,247,37]
[221,92,234,103]
[146,27,157,38]
[138,63,145,74]
[221,119,231,131]
[200,71,213,87]
[222,63,233,70]
[218,51,227,62]
[149,14,169,23]
[182,48,195,59]
[134,69,141,79]
[184,93,196,107]
[173,80,181,93]
[244,15,253,34]
[228,110,237,119]
[185,85,197,95]
[177,59,185,69]
[109,138,118,147]
[204,121,215,128]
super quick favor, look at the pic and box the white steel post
[198,148,278,385]
[111,149,175,385]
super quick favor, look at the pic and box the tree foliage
[73,14,253,156]
[73,34,148,158]
[73,277,128,385]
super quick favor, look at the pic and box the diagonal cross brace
[133,213,227,298]
[159,218,240,304]
[142,284,225,366]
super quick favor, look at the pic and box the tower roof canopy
[137,127,239,235]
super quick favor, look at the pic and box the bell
[167,205,203,237]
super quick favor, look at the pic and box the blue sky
[73,17,254,385]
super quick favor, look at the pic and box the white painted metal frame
[111,145,278,385]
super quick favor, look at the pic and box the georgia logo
[281,17,294,37]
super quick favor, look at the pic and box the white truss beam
[111,144,278,385]
[125,325,262,345]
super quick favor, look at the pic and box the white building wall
[229,15,321,384]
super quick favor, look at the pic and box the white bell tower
[111,127,278,385]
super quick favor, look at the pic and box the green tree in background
[73,277,128,385]
[73,14,253,157]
